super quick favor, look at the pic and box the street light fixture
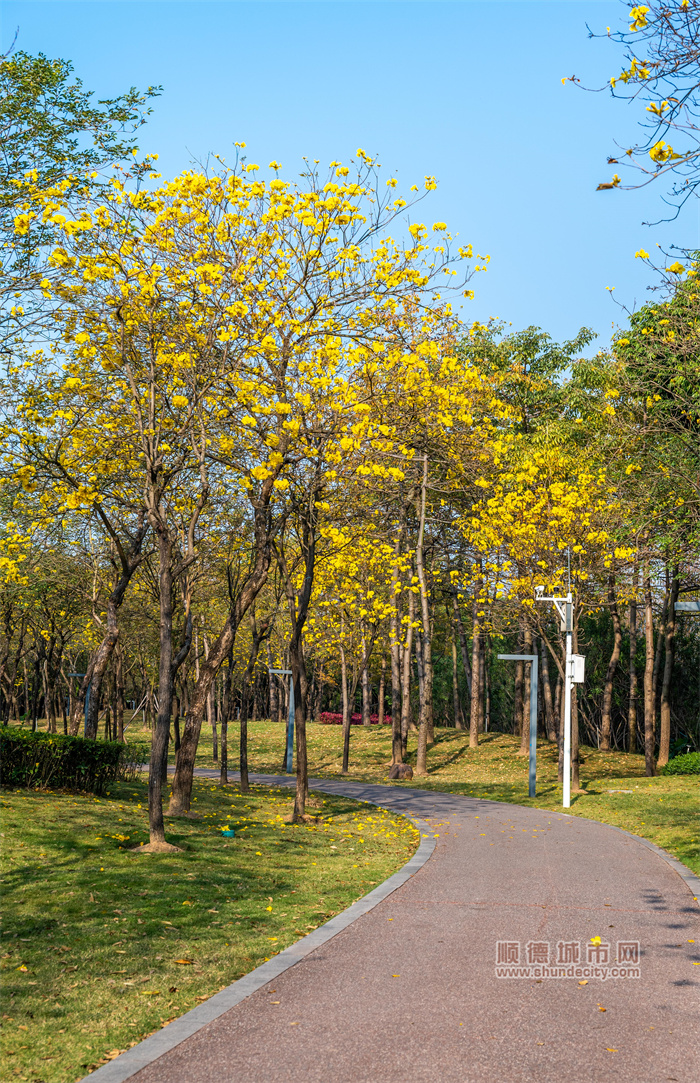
[534,588,585,809]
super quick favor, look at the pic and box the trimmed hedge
[659,751,700,776]
[0,727,149,794]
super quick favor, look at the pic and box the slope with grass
[0,778,418,1082]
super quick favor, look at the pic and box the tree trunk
[378,653,386,727]
[557,663,564,783]
[267,642,278,724]
[361,632,371,726]
[115,642,125,742]
[540,637,557,742]
[451,624,464,730]
[628,571,638,753]
[468,577,483,750]
[601,574,623,751]
[572,623,581,792]
[147,529,176,848]
[451,590,473,697]
[167,505,272,816]
[643,569,656,777]
[657,569,679,768]
[400,582,415,759]
[483,633,491,732]
[341,637,351,774]
[518,621,533,755]
[221,649,233,787]
[240,614,270,790]
[513,619,524,739]
[415,455,432,776]
[70,517,148,737]
[390,545,403,765]
[477,635,486,734]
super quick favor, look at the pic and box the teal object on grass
[221,828,236,838]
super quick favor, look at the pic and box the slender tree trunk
[415,456,433,776]
[168,507,272,816]
[203,633,218,763]
[657,569,679,768]
[70,517,148,737]
[415,629,426,737]
[540,637,557,742]
[173,691,181,754]
[477,635,486,734]
[400,584,415,759]
[452,590,473,698]
[483,633,491,732]
[451,623,464,730]
[361,632,371,726]
[557,665,564,782]
[115,642,125,742]
[572,623,581,792]
[221,649,233,787]
[146,530,177,849]
[390,556,404,764]
[413,461,431,775]
[628,571,638,753]
[240,615,269,790]
[341,637,351,774]
[518,621,533,755]
[643,568,656,777]
[378,653,386,726]
[267,642,278,724]
[469,575,483,750]
[513,618,524,739]
[651,582,669,717]
[601,574,623,751]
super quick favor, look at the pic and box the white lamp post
[534,586,585,808]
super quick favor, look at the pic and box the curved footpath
[88,773,699,1083]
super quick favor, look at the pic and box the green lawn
[0,777,418,1082]
[163,718,699,877]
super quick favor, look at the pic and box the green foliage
[659,751,700,775]
[0,50,159,208]
[0,50,160,349]
[0,727,147,794]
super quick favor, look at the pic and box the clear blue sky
[3,1,698,350]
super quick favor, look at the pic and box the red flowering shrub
[317,712,391,726]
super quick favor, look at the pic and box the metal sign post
[269,668,294,773]
[498,653,538,797]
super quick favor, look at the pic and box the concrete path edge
[80,809,436,1083]
[79,774,699,1083]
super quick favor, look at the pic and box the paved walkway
[111,775,699,1083]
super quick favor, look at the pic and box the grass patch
[0,777,418,1081]
[170,718,699,877]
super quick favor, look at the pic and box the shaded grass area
[174,719,699,876]
[0,778,418,1082]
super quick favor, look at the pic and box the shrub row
[659,751,700,776]
[317,712,392,726]
[0,727,149,794]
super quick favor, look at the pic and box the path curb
[80,795,435,1083]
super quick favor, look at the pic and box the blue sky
[3,1,698,350]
